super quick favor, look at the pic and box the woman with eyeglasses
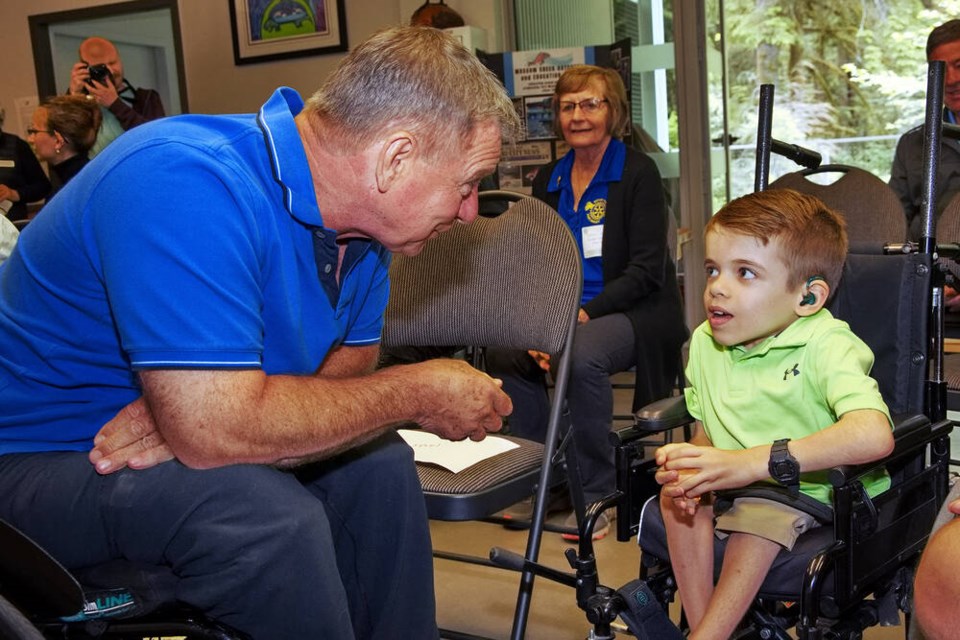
[489,64,687,541]
[28,95,102,199]
[0,108,50,223]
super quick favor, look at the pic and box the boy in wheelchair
[652,189,895,639]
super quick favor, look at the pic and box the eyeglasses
[558,98,608,115]
[26,128,54,136]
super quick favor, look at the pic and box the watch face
[773,460,798,481]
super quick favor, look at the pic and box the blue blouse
[544,138,626,305]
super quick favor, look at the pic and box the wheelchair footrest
[615,579,683,640]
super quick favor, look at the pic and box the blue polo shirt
[0,88,390,454]
[545,138,626,305]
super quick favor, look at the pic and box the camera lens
[87,64,110,85]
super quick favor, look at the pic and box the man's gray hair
[306,25,520,158]
[927,20,960,59]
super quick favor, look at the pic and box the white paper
[398,429,520,474]
[582,224,603,259]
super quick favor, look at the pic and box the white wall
[0,0,504,137]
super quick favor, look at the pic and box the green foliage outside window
[709,0,960,201]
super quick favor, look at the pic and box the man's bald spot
[79,37,117,60]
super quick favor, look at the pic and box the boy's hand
[655,442,766,498]
[669,469,702,515]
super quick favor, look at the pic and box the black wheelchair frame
[490,64,956,640]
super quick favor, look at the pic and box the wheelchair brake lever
[849,481,879,540]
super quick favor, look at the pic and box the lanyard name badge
[582,224,603,259]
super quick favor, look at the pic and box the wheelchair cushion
[638,496,836,601]
[69,560,178,620]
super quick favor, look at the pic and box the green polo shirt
[684,309,892,504]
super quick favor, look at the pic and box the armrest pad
[715,485,833,523]
[633,395,692,434]
[828,414,951,487]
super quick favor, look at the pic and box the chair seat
[417,435,547,521]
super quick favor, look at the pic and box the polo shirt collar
[256,87,323,227]
[715,309,834,361]
[546,138,626,194]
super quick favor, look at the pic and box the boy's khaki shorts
[714,497,821,550]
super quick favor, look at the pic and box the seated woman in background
[28,95,102,200]
[0,107,50,222]
[488,64,687,541]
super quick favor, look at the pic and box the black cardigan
[533,146,687,408]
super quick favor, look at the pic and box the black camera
[86,64,111,85]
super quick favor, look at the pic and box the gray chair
[769,165,907,246]
[936,190,960,242]
[934,192,960,421]
[382,194,582,640]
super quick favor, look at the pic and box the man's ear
[795,276,830,316]
[374,132,415,193]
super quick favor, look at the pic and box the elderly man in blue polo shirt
[0,26,520,640]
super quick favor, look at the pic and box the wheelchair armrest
[715,484,834,523]
[633,396,692,434]
[827,413,952,487]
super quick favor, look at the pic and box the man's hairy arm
[96,350,510,470]
[316,344,378,378]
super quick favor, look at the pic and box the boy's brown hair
[706,188,848,292]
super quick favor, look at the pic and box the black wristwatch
[768,438,800,494]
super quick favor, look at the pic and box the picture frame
[229,0,347,65]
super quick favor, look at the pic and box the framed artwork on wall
[229,0,347,65]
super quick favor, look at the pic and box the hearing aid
[800,275,825,306]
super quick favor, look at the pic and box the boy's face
[703,227,806,350]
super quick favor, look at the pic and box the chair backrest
[827,250,930,416]
[383,196,582,354]
[936,190,960,242]
[769,165,907,245]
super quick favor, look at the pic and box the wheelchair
[0,516,245,639]
[492,70,956,640]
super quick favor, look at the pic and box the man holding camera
[67,36,165,157]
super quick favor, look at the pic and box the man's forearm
[140,366,427,469]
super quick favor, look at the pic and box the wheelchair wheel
[0,594,43,640]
